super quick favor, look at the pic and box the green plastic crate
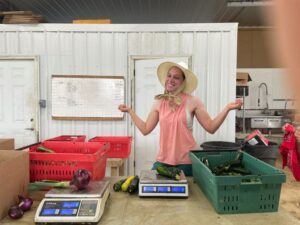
[189,150,286,214]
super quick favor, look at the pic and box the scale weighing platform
[138,170,188,198]
[34,180,110,225]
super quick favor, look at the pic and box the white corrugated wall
[0,23,237,174]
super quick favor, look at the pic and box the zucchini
[211,154,252,176]
[121,176,135,192]
[230,167,251,175]
[212,159,242,175]
[127,176,139,194]
[37,146,54,153]
[156,166,181,180]
[113,178,126,192]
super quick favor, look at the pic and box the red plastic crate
[44,135,86,142]
[89,136,132,158]
[29,142,109,182]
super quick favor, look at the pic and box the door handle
[25,128,34,131]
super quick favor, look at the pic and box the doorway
[132,56,190,175]
[0,56,40,148]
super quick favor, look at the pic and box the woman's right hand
[118,104,131,113]
[226,99,243,111]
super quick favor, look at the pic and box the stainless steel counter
[0,177,299,225]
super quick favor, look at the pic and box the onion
[18,195,33,212]
[8,206,24,219]
[70,169,91,190]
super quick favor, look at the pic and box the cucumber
[127,176,139,194]
[113,178,126,192]
[156,166,181,180]
[37,146,54,153]
[121,176,135,192]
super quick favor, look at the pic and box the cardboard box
[0,138,14,150]
[0,150,29,219]
[236,72,252,86]
[245,129,269,146]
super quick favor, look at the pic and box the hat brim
[157,62,198,94]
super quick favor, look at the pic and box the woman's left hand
[227,99,243,110]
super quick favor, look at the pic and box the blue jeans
[152,161,193,176]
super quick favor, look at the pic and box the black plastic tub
[200,141,241,151]
[242,141,278,166]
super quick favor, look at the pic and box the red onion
[18,195,33,212]
[70,169,91,190]
[8,206,24,219]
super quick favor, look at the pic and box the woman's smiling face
[165,66,185,93]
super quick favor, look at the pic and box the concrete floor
[276,155,300,221]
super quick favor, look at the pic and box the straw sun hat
[157,61,198,94]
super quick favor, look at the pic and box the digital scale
[138,170,188,198]
[34,180,110,225]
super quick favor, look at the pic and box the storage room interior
[0,0,300,224]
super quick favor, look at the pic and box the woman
[118,61,242,176]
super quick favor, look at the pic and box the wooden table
[0,177,299,225]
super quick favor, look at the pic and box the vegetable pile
[28,169,91,191]
[11,169,92,220]
[200,152,252,176]
[8,195,33,220]
[113,175,139,194]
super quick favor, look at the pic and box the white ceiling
[1,0,274,26]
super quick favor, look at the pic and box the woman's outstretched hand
[118,104,131,113]
[227,99,243,110]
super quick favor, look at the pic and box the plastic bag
[279,124,300,181]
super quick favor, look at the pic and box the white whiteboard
[51,75,124,120]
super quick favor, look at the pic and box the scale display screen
[63,202,80,208]
[60,209,76,216]
[40,201,80,217]
[143,186,156,193]
[41,209,57,216]
[171,186,185,193]
[142,185,186,193]
[157,186,169,192]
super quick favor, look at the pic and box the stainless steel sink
[250,117,283,128]
[236,109,292,129]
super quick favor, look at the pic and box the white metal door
[0,59,39,148]
[134,57,189,175]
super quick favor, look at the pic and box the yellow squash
[121,176,135,192]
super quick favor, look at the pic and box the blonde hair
[154,80,186,110]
